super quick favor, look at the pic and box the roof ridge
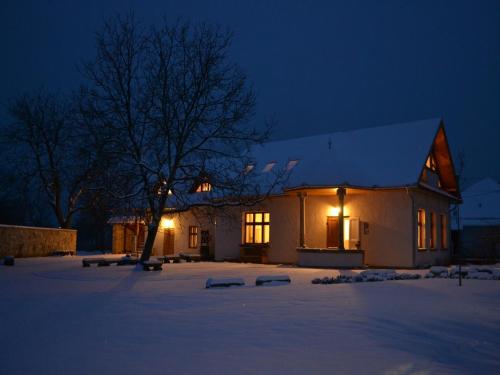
[265,117,442,146]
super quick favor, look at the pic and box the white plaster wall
[412,189,451,267]
[150,209,215,256]
[214,195,300,264]
[345,191,414,268]
[303,191,414,267]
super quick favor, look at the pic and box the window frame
[429,212,437,250]
[417,209,426,250]
[188,225,199,248]
[196,182,212,192]
[243,212,270,245]
[440,214,448,250]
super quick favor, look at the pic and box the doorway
[200,230,210,260]
[163,228,175,255]
[326,216,339,248]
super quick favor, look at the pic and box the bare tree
[82,14,287,261]
[3,90,105,228]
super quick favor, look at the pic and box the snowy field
[0,257,499,375]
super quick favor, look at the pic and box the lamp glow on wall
[328,206,340,216]
[161,218,175,229]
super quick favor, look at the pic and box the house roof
[251,118,445,190]
[453,178,500,228]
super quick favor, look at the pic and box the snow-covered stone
[256,275,291,286]
[466,271,493,280]
[429,266,448,277]
[206,278,245,288]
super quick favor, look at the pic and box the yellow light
[328,206,340,216]
[161,218,175,229]
[344,218,350,241]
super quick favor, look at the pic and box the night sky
[1,0,499,185]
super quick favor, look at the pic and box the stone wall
[0,224,77,258]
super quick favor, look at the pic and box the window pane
[264,213,270,223]
[245,225,253,243]
[263,225,270,243]
[254,225,262,243]
[255,213,262,223]
[245,213,253,223]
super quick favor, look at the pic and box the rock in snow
[206,278,245,288]
[255,275,291,286]
[312,270,420,284]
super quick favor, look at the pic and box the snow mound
[312,271,420,285]
[255,275,291,286]
[467,271,493,280]
[206,278,245,288]
[425,266,449,278]
[428,265,500,280]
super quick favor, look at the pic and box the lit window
[262,162,276,173]
[286,159,299,171]
[426,154,437,171]
[188,226,198,248]
[243,212,270,244]
[430,212,437,249]
[196,182,212,192]
[417,209,426,249]
[440,214,448,249]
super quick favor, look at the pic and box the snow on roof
[107,216,145,224]
[251,118,441,189]
[454,178,500,228]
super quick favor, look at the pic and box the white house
[112,118,461,268]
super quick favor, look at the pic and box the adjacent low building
[452,177,500,260]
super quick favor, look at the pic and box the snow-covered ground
[0,257,499,375]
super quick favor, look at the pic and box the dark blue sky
[1,0,499,185]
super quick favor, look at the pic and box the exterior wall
[0,224,77,258]
[214,195,300,264]
[151,209,215,256]
[112,224,140,254]
[344,190,414,268]
[412,189,451,267]
[152,187,453,268]
[213,190,416,267]
[301,191,414,268]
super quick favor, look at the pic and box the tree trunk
[140,218,160,262]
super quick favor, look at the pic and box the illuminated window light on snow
[286,159,299,171]
[262,162,276,172]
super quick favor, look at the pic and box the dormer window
[421,153,442,188]
[196,182,212,192]
[262,162,276,173]
[286,159,299,171]
[244,164,254,174]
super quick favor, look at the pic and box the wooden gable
[419,120,461,199]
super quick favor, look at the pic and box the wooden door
[200,230,210,260]
[163,228,175,255]
[327,216,339,248]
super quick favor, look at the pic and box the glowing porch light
[328,206,340,216]
[161,218,175,229]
